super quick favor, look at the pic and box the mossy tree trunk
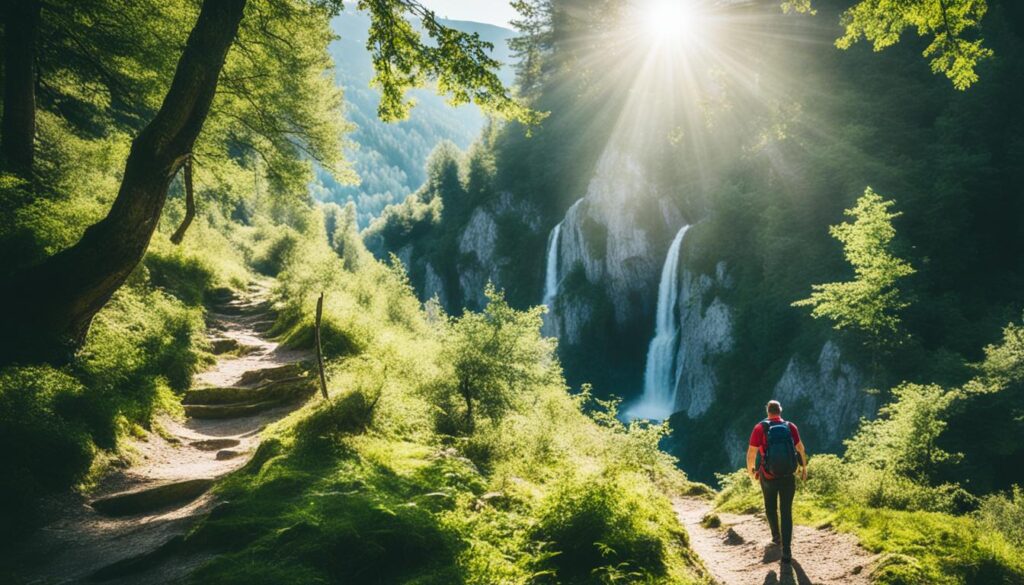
[0,0,41,177]
[0,0,246,365]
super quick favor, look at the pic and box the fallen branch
[314,292,329,400]
[170,154,196,245]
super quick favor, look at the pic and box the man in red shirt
[746,400,807,563]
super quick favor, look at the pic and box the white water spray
[628,225,691,420]
[542,222,562,310]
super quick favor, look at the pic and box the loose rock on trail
[675,498,876,585]
[14,283,315,584]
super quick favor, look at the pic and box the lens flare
[642,0,697,44]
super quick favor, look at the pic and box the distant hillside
[311,9,516,227]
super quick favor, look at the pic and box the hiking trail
[675,498,876,585]
[15,283,316,584]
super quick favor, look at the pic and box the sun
[642,0,699,44]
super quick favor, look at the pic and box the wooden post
[314,292,329,400]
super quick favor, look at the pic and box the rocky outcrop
[674,261,735,418]
[396,244,414,268]
[423,262,448,307]
[455,192,542,310]
[459,207,499,263]
[457,205,500,310]
[557,296,594,346]
[550,147,684,345]
[772,340,875,450]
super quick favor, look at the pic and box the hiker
[746,399,807,563]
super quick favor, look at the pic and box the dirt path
[675,498,876,585]
[14,284,314,585]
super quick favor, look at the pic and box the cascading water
[541,222,562,309]
[627,225,691,420]
[540,222,563,337]
[540,199,583,337]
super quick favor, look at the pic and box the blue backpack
[761,419,798,478]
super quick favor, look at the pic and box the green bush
[252,227,302,276]
[0,367,93,541]
[977,486,1024,548]
[533,473,670,583]
[144,248,217,306]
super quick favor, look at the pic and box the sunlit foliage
[358,0,544,126]
[793,188,915,344]
[435,285,556,431]
[786,0,993,89]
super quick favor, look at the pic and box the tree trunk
[0,0,246,365]
[1,0,41,177]
[169,155,196,245]
[461,377,474,433]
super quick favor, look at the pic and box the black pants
[760,475,796,550]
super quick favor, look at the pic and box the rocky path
[15,284,315,584]
[676,498,876,585]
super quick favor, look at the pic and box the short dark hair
[766,400,782,415]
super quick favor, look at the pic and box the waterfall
[541,222,562,309]
[628,225,691,420]
[540,199,583,337]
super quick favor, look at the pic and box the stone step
[190,438,240,451]
[184,376,315,406]
[88,534,185,581]
[211,303,246,316]
[209,337,239,355]
[208,337,261,356]
[251,319,276,333]
[90,478,214,517]
[216,449,243,460]
[208,287,235,303]
[238,363,306,386]
[185,399,288,420]
[211,298,272,314]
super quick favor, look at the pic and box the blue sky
[420,0,517,28]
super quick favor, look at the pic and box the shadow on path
[762,560,813,585]
[674,498,876,585]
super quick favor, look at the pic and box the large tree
[2,0,248,364]
[0,0,537,365]
[0,0,41,177]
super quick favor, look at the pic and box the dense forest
[2,0,1024,584]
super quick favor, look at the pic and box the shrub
[533,472,671,583]
[252,228,301,276]
[977,486,1024,548]
[0,276,205,544]
[434,285,556,433]
[144,249,217,306]
[0,366,93,541]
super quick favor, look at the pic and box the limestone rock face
[772,340,875,451]
[459,208,499,266]
[396,245,414,269]
[455,192,543,311]
[423,262,447,308]
[551,148,683,344]
[674,261,735,418]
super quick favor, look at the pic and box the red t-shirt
[749,415,801,480]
